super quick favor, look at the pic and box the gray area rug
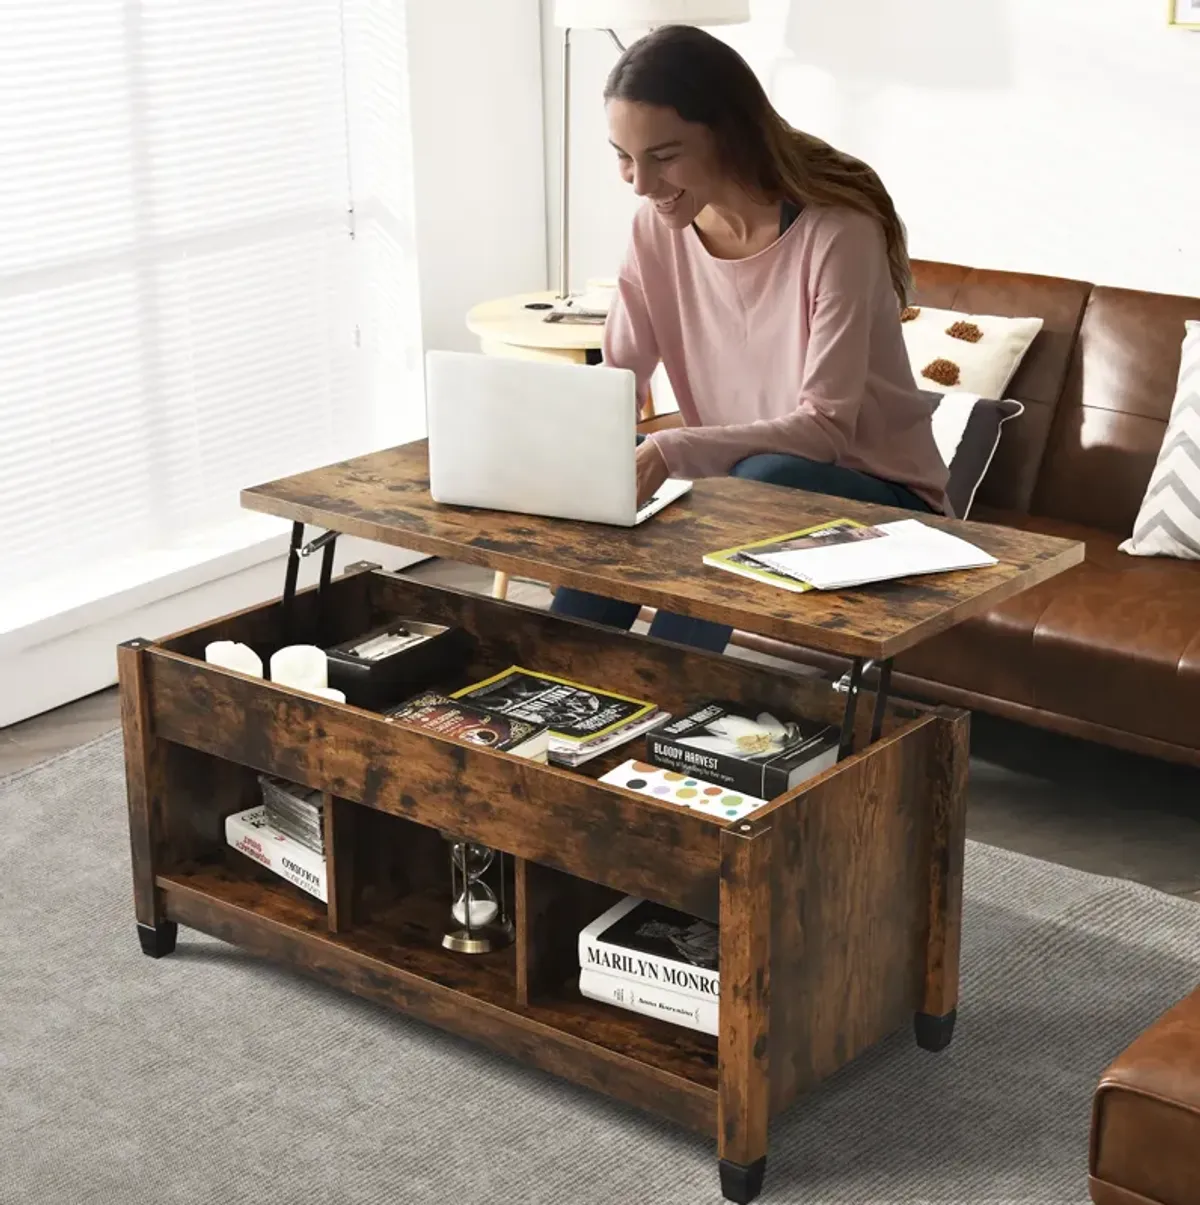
[4,734,1199,1205]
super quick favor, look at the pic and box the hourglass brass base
[442,916,515,955]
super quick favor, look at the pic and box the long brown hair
[605,25,912,305]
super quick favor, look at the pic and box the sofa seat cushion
[897,510,1200,747]
[1089,985,1200,1205]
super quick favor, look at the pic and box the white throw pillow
[1119,321,1200,560]
[900,305,1044,398]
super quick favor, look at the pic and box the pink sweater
[605,202,951,514]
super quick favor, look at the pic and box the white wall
[544,0,1200,297]
[409,0,548,350]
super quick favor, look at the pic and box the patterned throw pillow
[921,391,1024,519]
[900,305,1044,398]
[1120,321,1200,560]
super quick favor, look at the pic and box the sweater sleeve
[602,244,659,418]
[649,212,882,479]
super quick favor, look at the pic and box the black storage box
[326,619,470,711]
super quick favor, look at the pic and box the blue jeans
[549,452,934,653]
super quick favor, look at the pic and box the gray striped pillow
[1120,322,1200,560]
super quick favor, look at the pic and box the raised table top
[242,440,1085,662]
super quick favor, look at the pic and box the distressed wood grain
[240,440,1085,660]
[921,708,970,1020]
[118,640,165,927]
[762,716,942,1115]
[515,859,621,1006]
[158,866,717,1133]
[718,824,773,1172]
[143,648,724,920]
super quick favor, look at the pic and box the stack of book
[225,779,328,903]
[598,700,837,821]
[579,896,719,1036]
[645,700,838,799]
[260,775,324,854]
[450,666,666,767]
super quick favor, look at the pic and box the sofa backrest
[1031,286,1200,535]
[910,259,1092,514]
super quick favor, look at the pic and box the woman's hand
[636,439,670,507]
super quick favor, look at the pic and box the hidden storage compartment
[158,566,920,749]
[146,565,926,922]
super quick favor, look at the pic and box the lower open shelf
[156,861,718,1133]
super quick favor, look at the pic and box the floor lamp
[552,0,750,300]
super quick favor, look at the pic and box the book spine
[578,934,720,1002]
[579,968,718,1036]
[644,733,766,797]
[225,809,327,904]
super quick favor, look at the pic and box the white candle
[204,641,263,678]
[269,645,328,690]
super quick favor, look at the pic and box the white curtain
[0,0,423,636]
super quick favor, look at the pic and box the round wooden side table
[466,289,604,367]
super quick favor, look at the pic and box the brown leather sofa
[641,259,1200,767]
[1089,984,1200,1204]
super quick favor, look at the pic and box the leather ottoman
[1090,986,1200,1204]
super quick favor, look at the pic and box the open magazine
[704,518,996,592]
[702,519,869,593]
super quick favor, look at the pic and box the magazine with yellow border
[451,666,657,744]
[702,518,867,593]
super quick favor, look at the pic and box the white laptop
[424,350,692,527]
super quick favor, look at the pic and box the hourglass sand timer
[442,839,514,954]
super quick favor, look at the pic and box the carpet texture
[4,733,1199,1205]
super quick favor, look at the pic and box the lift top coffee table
[120,441,1083,1202]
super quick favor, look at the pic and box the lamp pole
[557,27,626,302]
[558,27,572,299]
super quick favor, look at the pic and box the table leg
[718,824,772,1203]
[916,708,969,1051]
[492,571,510,600]
[118,639,178,960]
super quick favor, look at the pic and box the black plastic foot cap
[138,920,178,959]
[915,1007,956,1052]
[719,1156,766,1203]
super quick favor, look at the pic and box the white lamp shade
[554,0,750,29]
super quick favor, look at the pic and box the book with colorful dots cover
[645,701,839,800]
[598,758,768,823]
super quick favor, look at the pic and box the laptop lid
[425,350,642,526]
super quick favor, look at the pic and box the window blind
[0,1,422,632]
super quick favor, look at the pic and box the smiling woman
[549,25,952,654]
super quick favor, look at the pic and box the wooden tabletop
[465,290,605,352]
[242,441,1085,662]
